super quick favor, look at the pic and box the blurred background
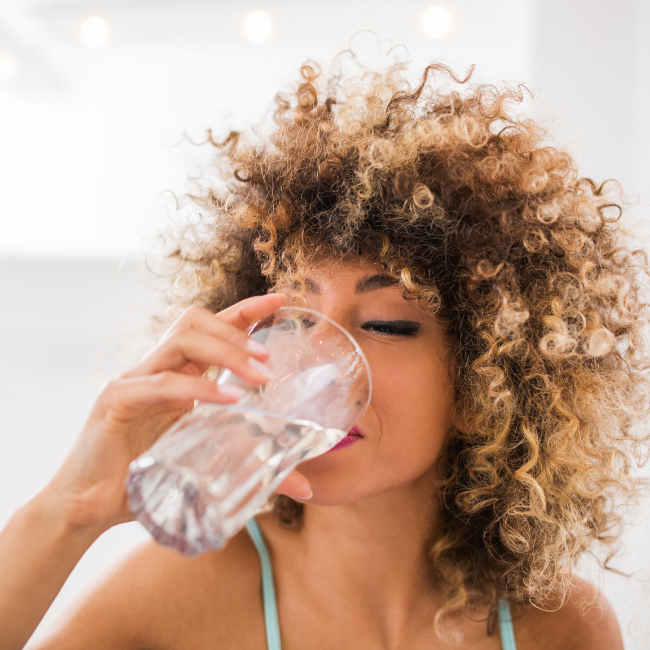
[1,0,649,646]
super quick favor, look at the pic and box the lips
[328,426,363,452]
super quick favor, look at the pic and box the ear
[452,408,471,435]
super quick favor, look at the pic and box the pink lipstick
[328,426,363,452]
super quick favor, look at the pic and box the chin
[296,449,440,507]
[295,457,371,506]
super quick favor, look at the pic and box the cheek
[295,345,456,505]
[371,355,455,460]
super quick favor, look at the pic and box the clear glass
[126,306,372,556]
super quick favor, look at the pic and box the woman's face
[287,257,458,506]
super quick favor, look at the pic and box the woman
[2,55,647,649]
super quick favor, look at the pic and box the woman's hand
[44,292,312,535]
[0,293,313,650]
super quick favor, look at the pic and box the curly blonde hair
[160,53,650,614]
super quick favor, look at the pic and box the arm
[0,492,102,650]
[0,293,312,650]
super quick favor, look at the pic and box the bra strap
[246,517,282,650]
[497,599,518,650]
[246,517,515,650]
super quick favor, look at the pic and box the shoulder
[513,577,624,650]
[28,525,265,650]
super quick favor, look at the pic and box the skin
[0,257,624,650]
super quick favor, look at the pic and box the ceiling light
[80,16,111,48]
[0,53,17,83]
[421,5,454,39]
[242,10,274,44]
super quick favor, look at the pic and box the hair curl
[160,52,650,614]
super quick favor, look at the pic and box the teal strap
[246,517,515,650]
[246,518,282,650]
[497,599,518,650]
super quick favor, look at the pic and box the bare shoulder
[28,526,266,650]
[513,577,624,650]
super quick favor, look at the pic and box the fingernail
[248,357,274,379]
[246,338,270,356]
[218,385,247,399]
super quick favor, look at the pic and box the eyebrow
[304,273,401,295]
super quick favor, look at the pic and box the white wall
[0,259,160,642]
[532,0,650,228]
[0,0,536,258]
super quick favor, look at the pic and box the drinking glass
[126,306,372,556]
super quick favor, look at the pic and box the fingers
[97,372,248,416]
[274,469,313,500]
[160,299,278,350]
[127,330,274,385]
[216,292,286,331]
[124,294,285,380]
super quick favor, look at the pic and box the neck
[296,469,440,628]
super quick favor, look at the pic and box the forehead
[296,257,441,325]
[304,258,399,295]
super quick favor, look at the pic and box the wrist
[26,488,108,549]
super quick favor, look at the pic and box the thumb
[275,469,312,500]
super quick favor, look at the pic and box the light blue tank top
[246,518,518,650]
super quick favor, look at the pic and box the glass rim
[246,305,373,423]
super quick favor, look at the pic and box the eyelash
[362,321,421,337]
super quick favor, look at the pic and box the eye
[361,320,421,337]
[276,317,317,331]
